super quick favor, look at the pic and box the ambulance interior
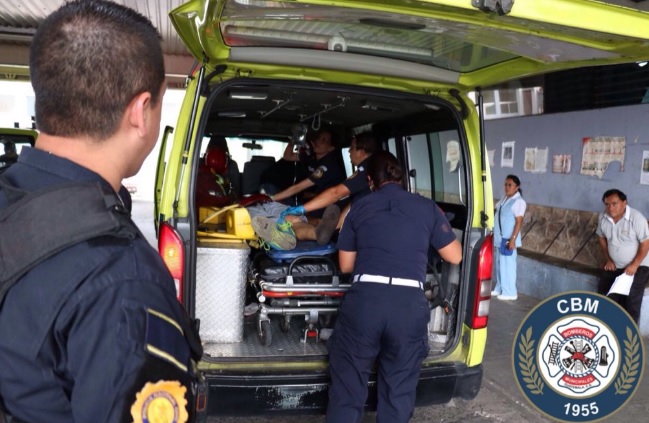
[190,81,470,361]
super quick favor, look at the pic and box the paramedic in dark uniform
[0,1,202,422]
[249,128,346,249]
[325,151,462,423]
[280,131,381,243]
[272,127,347,214]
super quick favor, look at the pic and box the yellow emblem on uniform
[131,380,188,423]
[311,166,326,179]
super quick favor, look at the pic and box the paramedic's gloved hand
[280,205,306,220]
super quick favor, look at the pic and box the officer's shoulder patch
[131,380,188,423]
[311,166,327,179]
[145,308,190,372]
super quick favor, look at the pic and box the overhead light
[360,100,395,112]
[228,89,268,100]
[218,111,246,118]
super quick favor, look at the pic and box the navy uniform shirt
[342,157,371,204]
[303,150,346,217]
[0,148,198,423]
[305,150,346,195]
[337,183,456,282]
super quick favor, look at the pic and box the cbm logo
[513,292,644,422]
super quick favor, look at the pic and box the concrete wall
[487,103,649,335]
[486,103,649,214]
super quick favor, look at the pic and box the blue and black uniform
[0,148,202,423]
[302,150,346,217]
[326,183,457,423]
[341,157,371,207]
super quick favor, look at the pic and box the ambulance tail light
[472,233,493,329]
[158,222,185,302]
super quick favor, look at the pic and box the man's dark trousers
[597,266,649,323]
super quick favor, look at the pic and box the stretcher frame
[253,254,351,346]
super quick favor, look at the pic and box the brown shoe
[315,205,340,244]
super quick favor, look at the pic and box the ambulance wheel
[280,319,291,333]
[260,321,272,346]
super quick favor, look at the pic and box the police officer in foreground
[0,1,203,422]
[325,151,462,423]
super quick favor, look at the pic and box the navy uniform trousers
[325,281,430,423]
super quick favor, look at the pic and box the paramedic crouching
[0,1,203,422]
[325,151,462,423]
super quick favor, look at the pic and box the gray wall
[486,103,649,214]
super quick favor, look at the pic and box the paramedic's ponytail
[367,151,405,189]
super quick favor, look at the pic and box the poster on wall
[580,136,625,178]
[501,141,515,167]
[446,140,460,172]
[552,154,572,174]
[641,151,649,185]
[487,149,495,167]
[524,147,548,173]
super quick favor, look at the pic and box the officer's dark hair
[367,151,404,189]
[310,126,338,148]
[29,0,165,140]
[354,131,380,155]
[602,188,627,203]
[506,174,523,196]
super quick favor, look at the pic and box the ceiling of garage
[0,0,192,86]
[0,0,648,87]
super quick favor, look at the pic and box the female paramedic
[325,151,462,423]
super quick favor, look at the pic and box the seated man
[196,147,237,210]
[258,129,313,195]
[250,128,346,250]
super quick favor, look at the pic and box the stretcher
[250,244,351,346]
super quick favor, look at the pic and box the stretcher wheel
[260,320,272,346]
[319,314,333,328]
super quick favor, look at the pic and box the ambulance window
[406,130,465,205]
[407,134,432,199]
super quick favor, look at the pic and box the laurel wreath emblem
[518,326,544,395]
[614,326,640,395]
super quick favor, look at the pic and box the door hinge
[471,0,514,15]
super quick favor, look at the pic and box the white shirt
[596,205,649,269]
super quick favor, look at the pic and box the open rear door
[154,125,174,236]
[170,0,649,93]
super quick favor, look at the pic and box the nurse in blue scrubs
[491,174,526,301]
